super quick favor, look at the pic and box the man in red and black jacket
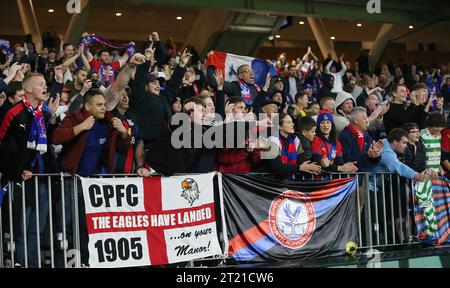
[0,73,61,182]
[51,89,130,266]
[110,91,142,174]
[51,90,131,176]
[0,72,60,267]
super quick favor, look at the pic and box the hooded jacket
[334,91,355,134]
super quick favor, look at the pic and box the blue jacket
[368,139,417,180]
[339,125,381,171]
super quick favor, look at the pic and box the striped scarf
[280,135,297,180]
[99,64,115,86]
[22,97,47,154]
[415,179,437,237]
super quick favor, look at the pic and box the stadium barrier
[0,172,416,268]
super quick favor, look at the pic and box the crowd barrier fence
[0,172,420,268]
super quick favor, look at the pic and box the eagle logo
[280,201,307,240]
[269,190,316,249]
[181,178,200,206]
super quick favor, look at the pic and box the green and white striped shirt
[420,128,441,172]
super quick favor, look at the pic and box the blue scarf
[239,80,260,106]
[23,98,47,154]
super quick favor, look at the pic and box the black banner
[222,174,358,262]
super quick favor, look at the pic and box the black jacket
[0,100,13,123]
[402,141,427,173]
[441,83,450,105]
[145,122,203,176]
[283,76,302,97]
[317,73,336,102]
[207,66,264,107]
[0,102,56,181]
[383,103,426,135]
[146,119,257,176]
[297,135,312,164]
[339,125,381,172]
[129,61,186,142]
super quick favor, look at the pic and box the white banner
[80,173,223,268]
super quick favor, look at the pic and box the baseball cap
[272,76,283,84]
[261,99,281,107]
[171,97,181,105]
[145,72,165,83]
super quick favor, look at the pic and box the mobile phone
[157,72,165,79]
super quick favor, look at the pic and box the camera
[90,80,101,89]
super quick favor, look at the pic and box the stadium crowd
[1,31,450,267]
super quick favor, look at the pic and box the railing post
[34,177,41,268]
[408,179,415,242]
[381,174,388,245]
[356,174,362,246]
[21,180,28,267]
[47,175,54,268]
[60,173,68,268]
[396,174,404,243]
[364,174,373,248]
[373,174,380,246]
[8,182,15,267]
[389,174,396,244]
[73,176,81,268]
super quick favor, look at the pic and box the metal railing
[0,172,419,268]
[296,172,416,249]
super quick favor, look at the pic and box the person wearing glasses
[401,122,427,174]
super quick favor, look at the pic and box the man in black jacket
[145,98,206,176]
[0,72,60,267]
[317,73,335,103]
[143,32,168,70]
[128,49,192,152]
[383,83,426,135]
[283,65,303,101]
[207,55,266,107]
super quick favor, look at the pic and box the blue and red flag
[207,51,277,87]
[222,175,358,262]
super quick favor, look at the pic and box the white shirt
[289,77,297,99]
[325,60,347,93]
